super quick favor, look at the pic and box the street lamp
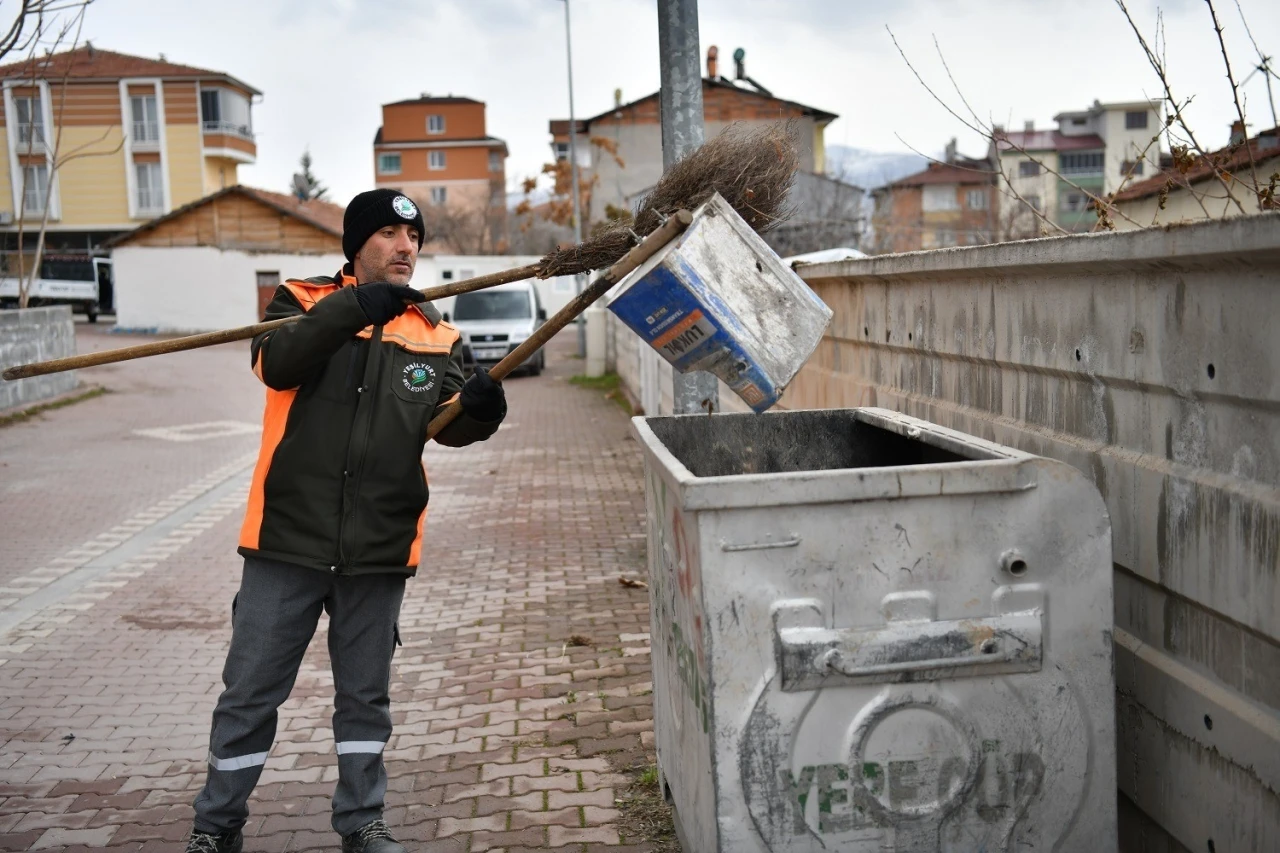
[555,0,586,355]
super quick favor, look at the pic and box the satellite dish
[291,173,309,200]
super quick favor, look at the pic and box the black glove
[353,282,424,326]
[460,367,506,422]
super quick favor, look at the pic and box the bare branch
[1206,0,1262,208]
[1113,0,1247,214]
[885,27,987,139]
[932,35,987,134]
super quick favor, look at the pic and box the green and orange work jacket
[237,268,501,576]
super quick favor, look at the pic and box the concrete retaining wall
[0,306,77,410]
[786,213,1280,852]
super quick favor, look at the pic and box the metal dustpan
[607,192,833,413]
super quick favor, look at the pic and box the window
[1060,152,1104,175]
[1125,111,1148,130]
[1121,159,1144,178]
[441,270,454,281]
[200,87,253,138]
[429,150,446,170]
[1018,160,1042,177]
[430,186,447,205]
[427,114,445,134]
[965,188,988,210]
[1061,191,1093,213]
[922,184,959,212]
[1071,117,1087,126]
[377,152,401,174]
[21,164,48,214]
[489,151,502,172]
[135,162,164,212]
[453,290,532,321]
[553,141,569,161]
[14,96,44,146]
[130,95,159,143]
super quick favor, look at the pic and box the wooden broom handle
[1,263,542,381]
[427,210,693,441]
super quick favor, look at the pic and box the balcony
[136,187,164,215]
[201,121,256,165]
[132,120,160,149]
[202,120,252,140]
[16,124,45,152]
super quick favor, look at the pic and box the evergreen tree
[293,149,328,201]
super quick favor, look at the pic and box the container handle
[775,608,1043,692]
[721,535,801,553]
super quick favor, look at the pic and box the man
[187,189,506,853]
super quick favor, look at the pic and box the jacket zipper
[338,326,384,572]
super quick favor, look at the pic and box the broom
[3,123,797,382]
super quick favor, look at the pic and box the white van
[445,279,547,376]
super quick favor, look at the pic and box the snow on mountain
[825,145,929,189]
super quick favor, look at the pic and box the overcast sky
[75,0,1280,206]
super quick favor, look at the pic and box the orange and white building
[0,44,259,258]
[372,95,508,236]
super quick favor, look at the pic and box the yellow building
[0,44,259,263]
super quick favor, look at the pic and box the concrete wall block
[0,306,78,410]
[778,213,1280,852]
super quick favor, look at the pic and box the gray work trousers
[193,556,405,836]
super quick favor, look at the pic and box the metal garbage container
[633,407,1116,852]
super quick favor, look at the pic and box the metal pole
[657,0,718,414]
[562,0,586,356]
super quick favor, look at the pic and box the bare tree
[414,181,509,255]
[886,1,1276,242]
[763,169,865,257]
[8,1,122,308]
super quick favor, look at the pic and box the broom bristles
[536,122,798,278]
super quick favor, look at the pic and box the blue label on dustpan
[609,258,780,413]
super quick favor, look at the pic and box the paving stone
[0,332,661,850]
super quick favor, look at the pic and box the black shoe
[341,819,406,853]
[186,829,243,853]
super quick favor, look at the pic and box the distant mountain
[825,145,929,189]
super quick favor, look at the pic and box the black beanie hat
[342,188,426,261]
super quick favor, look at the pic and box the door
[256,270,280,320]
[93,259,113,312]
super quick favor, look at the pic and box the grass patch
[638,764,660,788]
[569,373,621,391]
[615,762,678,850]
[569,372,634,416]
[0,385,106,428]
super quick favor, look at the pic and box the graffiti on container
[648,469,711,732]
[784,745,1045,834]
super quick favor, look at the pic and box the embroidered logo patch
[402,362,436,393]
[392,195,419,220]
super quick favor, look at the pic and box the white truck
[0,254,112,322]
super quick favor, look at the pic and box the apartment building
[992,100,1162,234]
[372,95,508,251]
[548,47,839,225]
[0,44,259,262]
[870,142,996,252]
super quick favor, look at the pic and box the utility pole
[560,0,586,355]
[657,0,718,414]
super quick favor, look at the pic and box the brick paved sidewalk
[0,334,669,852]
